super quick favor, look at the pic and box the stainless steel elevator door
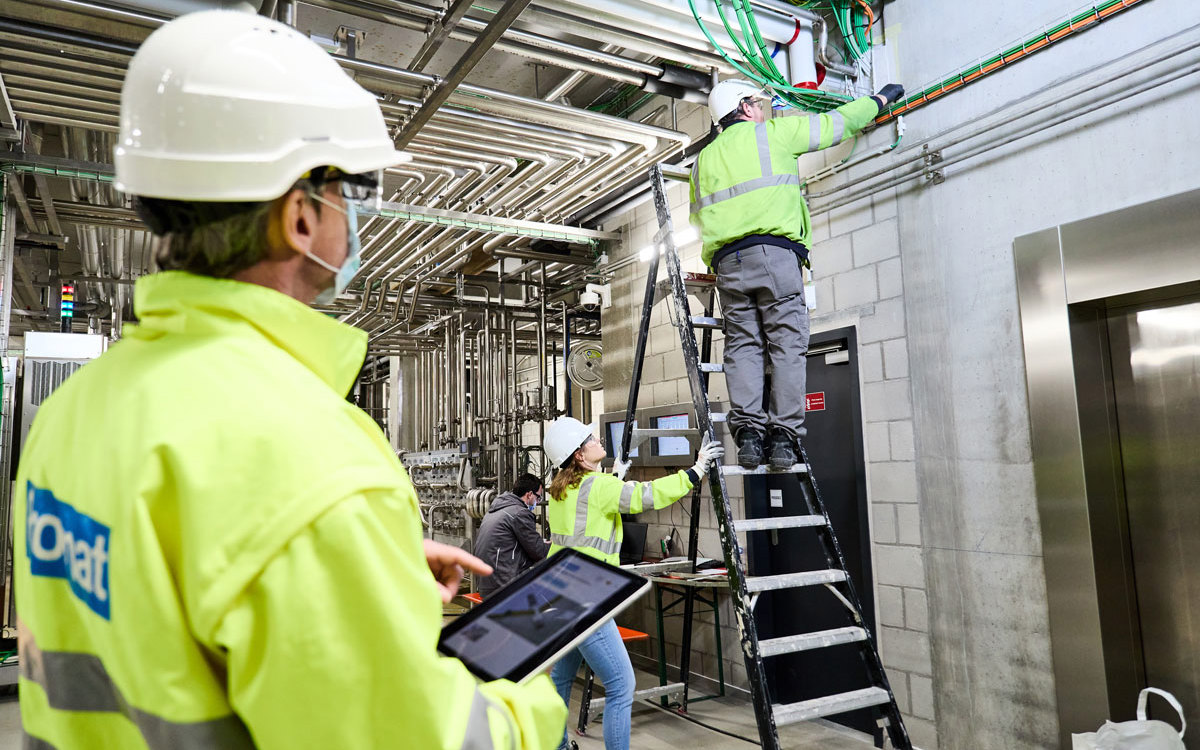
[1108,297,1200,738]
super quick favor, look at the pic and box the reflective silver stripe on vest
[690,174,802,212]
[551,475,622,555]
[692,117,802,215]
[461,687,509,750]
[20,632,253,750]
[755,124,772,177]
[574,476,594,533]
[550,533,621,555]
[807,114,823,152]
[826,111,846,149]
[618,482,636,513]
[642,483,653,510]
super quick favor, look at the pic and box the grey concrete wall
[594,1,1200,748]
[864,1,1200,748]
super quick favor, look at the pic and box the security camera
[580,283,611,312]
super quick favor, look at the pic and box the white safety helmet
[544,417,595,469]
[114,9,409,201]
[707,79,768,125]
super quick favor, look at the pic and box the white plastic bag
[1072,688,1187,750]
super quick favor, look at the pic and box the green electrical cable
[712,0,757,63]
[879,0,1144,120]
[853,5,871,57]
[616,92,656,118]
[737,0,792,84]
[904,0,1136,108]
[691,0,859,111]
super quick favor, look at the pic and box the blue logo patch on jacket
[26,482,110,620]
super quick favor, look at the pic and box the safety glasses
[337,169,382,210]
[301,166,383,211]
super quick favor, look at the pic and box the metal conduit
[7,1,613,482]
[808,23,1200,212]
[815,52,1200,216]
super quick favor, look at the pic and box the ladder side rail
[799,444,912,750]
[651,164,781,750]
[618,212,666,466]
[677,290,717,710]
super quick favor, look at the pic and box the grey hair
[718,97,753,130]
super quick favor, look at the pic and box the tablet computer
[439,548,651,684]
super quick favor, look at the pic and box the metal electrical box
[19,332,106,453]
[0,333,105,652]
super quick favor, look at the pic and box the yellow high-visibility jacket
[690,96,882,266]
[15,271,565,750]
[548,470,694,565]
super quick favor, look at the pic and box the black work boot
[767,429,798,469]
[735,428,764,469]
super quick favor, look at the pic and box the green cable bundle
[688,0,871,112]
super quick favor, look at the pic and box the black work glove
[875,83,904,107]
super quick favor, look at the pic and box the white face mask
[305,192,362,305]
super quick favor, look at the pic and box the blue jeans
[551,619,635,750]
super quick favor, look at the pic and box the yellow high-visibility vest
[16,271,565,750]
[548,470,693,565]
[690,96,881,266]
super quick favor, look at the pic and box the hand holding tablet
[439,549,650,684]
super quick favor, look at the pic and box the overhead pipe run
[295,0,718,98]
[536,0,815,54]
[26,0,715,101]
[104,0,263,11]
[4,0,656,345]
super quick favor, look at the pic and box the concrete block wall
[594,3,1200,748]
[805,124,936,748]
[871,1,1199,748]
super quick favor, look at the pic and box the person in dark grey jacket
[473,473,550,597]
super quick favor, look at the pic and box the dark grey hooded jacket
[473,492,550,597]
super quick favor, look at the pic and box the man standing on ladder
[689,79,904,469]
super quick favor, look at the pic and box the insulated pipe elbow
[815,18,857,78]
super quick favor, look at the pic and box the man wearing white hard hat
[690,79,903,469]
[14,10,565,750]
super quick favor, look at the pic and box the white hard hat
[545,417,594,469]
[708,79,768,125]
[115,10,410,201]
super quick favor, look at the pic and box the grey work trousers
[715,244,809,442]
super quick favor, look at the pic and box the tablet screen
[439,549,649,683]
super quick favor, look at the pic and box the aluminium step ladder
[615,163,911,750]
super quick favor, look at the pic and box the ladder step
[745,569,846,592]
[689,315,723,329]
[759,626,868,657]
[660,164,691,182]
[590,682,685,712]
[773,687,891,726]
[733,515,826,533]
[699,363,723,373]
[720,463,808,476]
[632,427,697,442]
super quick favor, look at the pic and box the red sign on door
[806,392,826,412]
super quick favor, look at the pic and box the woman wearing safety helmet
[542,417,723,750]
